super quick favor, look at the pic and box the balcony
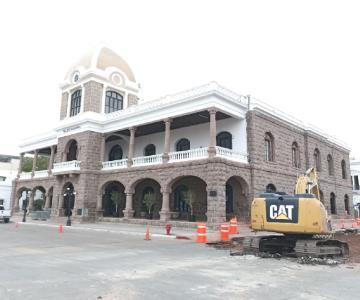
[19,172,32,180]
[52,160,81,175]
[102,147,248,170]
[33,170,49,178]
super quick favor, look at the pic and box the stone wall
[83,81,103,113]
[59,92,69,120]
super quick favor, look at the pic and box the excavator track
[243,235,349,259]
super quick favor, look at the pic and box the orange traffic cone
[196,223,207,243]
[144,225,151,241]
[229,217,238,234]
[220,223,230,242]
[58,224,63,234]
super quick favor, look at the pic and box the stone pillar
[17,153,24,178]
[11,180,19,211]
[162,118,172,163]
[160,189,171,221]
[28,192,35,212]
[48,146,56,175]
[100,134,106,163]
[208,109,217,158]
[206,185,226,229]
[127,127,136,167]
[58,194,64,211]
[123,193,134,218]
[96,192,104,218]
[31,150,38,178]
[44,193,50,209]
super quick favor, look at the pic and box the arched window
[330,192,336,214]
[266,184,277,193]
[344,194,350,214]
[105,90,123,113]
[67,140,78,161]
[313,148,321,171]
[70,90,82,117]
[327,154,334,176]
[144,144,156,156]
[216,132,232,149]
[109,145,123,161]
[176,138,190,152]
[264,132,274,162]
[291,142,300,168]
[341,160,347,179]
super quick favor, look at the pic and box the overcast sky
[0,0,359,159]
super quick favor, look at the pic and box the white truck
[0,199,11,223]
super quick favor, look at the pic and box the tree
[21,155,50,172]
[143,192,156,218]
[182,190,196,221]
[110,190,121,217]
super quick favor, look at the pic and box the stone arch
[127,175,162,194]
[168,175,207,222]
[15,186,31,209]
[165,172,208,192]
[225,176,250,221]
[100,180,126,217]
[32,186,46,211]
[132,178,162,219]
[64,139,79,161]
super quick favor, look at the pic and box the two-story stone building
[11,46,352,227]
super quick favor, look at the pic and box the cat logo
[266,198,299,223]
[269,204,294,221]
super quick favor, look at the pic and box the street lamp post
[22,191,31,222]
[64,187,76,226]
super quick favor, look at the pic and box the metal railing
[215,146,248,163]
[132,154,162,166]
[102,159,128,170]
[168,147,208,162]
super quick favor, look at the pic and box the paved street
[0,222,359,300]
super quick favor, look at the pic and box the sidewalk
[10,215,254,241]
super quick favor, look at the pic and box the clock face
[72,71,80,83]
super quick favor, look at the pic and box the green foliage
[34,199,44,211]
[21,155,50,172]
[143,192,156,215]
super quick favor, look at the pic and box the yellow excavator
[244,168,349,258]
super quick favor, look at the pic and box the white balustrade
[34,170,49,178]
[215,146,248,163]
[133,154,162,166]
[102,159,128,170]
[19,172,32,180]
[52,160,81,173]
[169,147,209,162]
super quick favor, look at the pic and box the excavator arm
[295,167,320,200]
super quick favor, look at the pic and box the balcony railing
[133,154,162,167]
[52,160,81,174]
[19,172,32,180]
[215,146,248,163]
[34,170,49,178]
[169,147,208,162]
[102,158,128,170]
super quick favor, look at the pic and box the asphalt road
[0,222,359,300]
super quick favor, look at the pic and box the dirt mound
[334,233,360,264]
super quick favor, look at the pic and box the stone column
[162,118,172,163]
[123,193,134,219]
[206,185,226,229]
[48,146,56,175]
[58,194,64,211]
[208,109,217,158]
[127,127,136,167]
[31,150,38,178]
[17,153,24,178]
[160,189,171,221]
[96,192,104,218]
[28,192,35,212]
[11,180,19,211]
[44,193,50,209]
[100,134,106,164]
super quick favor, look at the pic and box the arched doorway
[16,187,31,210]
[66,140,78,161]
[170,176,207,222]
[330,192,336,214]
[225,176,249,221]
[102,181,125,217]
[63,183,75,214]
[32,186,46,211]
[344,194,350,215]
[133,179,162,219]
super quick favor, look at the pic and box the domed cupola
[59,45,140,120]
